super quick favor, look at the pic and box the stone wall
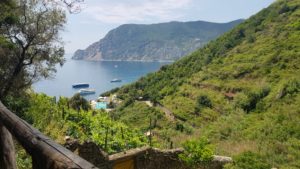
[110,147,188,169]
[65,140,232,169]
[109,147,232,169]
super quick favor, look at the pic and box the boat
[72,83,89,88]
[78,88,96,95]
[110,79,122,83]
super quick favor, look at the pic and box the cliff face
[72,20,243,61]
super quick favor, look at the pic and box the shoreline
[72,58,175,63]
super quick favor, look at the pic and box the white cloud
[84,0,191,24]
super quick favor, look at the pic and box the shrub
[179,137,214,168]
[69,93,91,111]
[234,87,270,113]
[195,95,212,113]
[225,151,271,169]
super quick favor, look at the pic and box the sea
[33,55,170,100]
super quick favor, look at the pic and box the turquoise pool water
[95,102,107,109]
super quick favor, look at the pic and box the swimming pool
[95,102,107,109]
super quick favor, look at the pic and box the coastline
[72,58,175,63]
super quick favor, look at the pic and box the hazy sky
[63,0,275,54]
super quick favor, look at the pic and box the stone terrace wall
[110,147,188,169]
[109,147,232,169]
[65,141,232,169]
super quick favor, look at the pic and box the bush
[69,93,91,111]
[225,151,271,169]
[195,95,212,113]
[179,137,214,168]
[3,94,30,120]
[234,87,270,113]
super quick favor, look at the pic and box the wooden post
[0,122,17,169]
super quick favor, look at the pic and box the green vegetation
[16,145,32,169]
[1,0,300,168]
[69,93,91,111]
[0,0,65,99]
[3,92,148,169]
[179,137,214,168]
[106,0,300,168]
[0,1,66,168]
[23,93,147,154]
[112,101,166,131]
[224,151,271,169]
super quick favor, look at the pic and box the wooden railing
[0,102,99,169]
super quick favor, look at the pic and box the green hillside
[106,0,300,168]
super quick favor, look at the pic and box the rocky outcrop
[72,20,243,61]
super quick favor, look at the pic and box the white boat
[78,88,96,95]
[110,78,122,83]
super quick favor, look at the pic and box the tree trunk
[0,123,17,169]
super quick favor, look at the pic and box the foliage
[0,0,66,99]
[224,151,271,169]
[69,93,91,111]
[24,93,147,154]
[107,0,300,168]
[0,0,17,26]
[179,137,214,168]
[3,0,300,168]
[195,95,212,113]
[16,145,31,169]
[2,94,30,119]
[113,101,166,131]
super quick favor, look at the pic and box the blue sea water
[33,56,170,100]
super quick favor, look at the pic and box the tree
[0,1,66,168]
[0,1,21,168]
[45,0,85,13]
[0,0,66,100]
[69,93,91,111]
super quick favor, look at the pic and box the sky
[63,0,275,54]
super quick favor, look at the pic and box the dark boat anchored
[110,79,122,83]
[72,83,89,88]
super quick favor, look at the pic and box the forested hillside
[105,0,300,168]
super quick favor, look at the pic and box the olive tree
[45,0,85,13]
[0,0,66,99]
[0,0,66,168]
